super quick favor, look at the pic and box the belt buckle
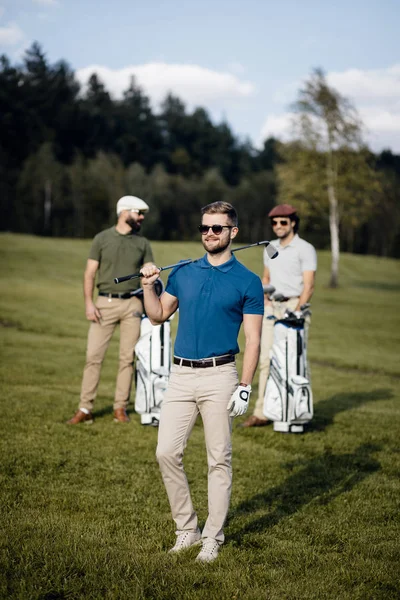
[108,293,112,303]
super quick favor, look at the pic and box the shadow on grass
[311,388,393,432]
[229,443,381,544]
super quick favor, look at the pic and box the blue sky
[1,0,400,151]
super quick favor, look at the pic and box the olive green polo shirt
[89,227,154,294]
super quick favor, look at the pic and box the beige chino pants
[156,361,238,544]
[79,295,143,412]
[253,297,307,419]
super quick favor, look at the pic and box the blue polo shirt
[166,254,264,359]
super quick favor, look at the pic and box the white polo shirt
[263,234,317,298]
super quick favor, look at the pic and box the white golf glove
[227,384,252,417]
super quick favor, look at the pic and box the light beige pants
[253,297,302,419]
[79,295,143,412]
[156,361,238,544]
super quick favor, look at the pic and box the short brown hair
[201,201,238,227]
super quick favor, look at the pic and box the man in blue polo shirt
[140,201,264,563]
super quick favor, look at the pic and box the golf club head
[265,242,278,259]
[272,293,286,302]
[263,284,276,295]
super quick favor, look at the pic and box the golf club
[114,259,193,284]
[232,240,278,259]
[114,240,278,284]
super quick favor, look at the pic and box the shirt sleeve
[165,261,190,298]
[88,233,102,262]
[300,243,317,272]
[142,238,154,264]
[243,275,264,315]
[165,265,180,298]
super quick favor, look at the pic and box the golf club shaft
[232,240,278,259]
[114,240,278,284]
[114,259,193,284]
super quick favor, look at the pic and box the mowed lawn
[0,233,399,600]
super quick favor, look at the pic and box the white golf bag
[132,280,172,426]
[263,312,313,433]
[134,316,172,426]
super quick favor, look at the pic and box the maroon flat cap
[268,204,297,217]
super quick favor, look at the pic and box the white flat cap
[116,195,149,215]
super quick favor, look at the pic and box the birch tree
[290,68,364,287]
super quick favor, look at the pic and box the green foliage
[1,46,400,258]
[0,234,399,599]
[278,69,400,283]
[277,144,382,235]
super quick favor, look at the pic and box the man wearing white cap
[67,196,154,424]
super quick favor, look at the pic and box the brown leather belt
[173,354,235,368]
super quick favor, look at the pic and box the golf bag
[134,315,172,426]
[132,279,172,426]
[263,311,313,433]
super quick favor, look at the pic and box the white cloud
[0,22,24,46]
[259,65,400,153]
[258,113,294,146]
[76,62,255,111]
[328,66,400,103]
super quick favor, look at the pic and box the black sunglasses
[271,218,290,226]
[130,209,147,216]
[198,225,234,235]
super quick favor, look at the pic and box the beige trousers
[156,361,238,544]
[79,295,143,412]
[253,297,302,419]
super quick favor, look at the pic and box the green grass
[1,233,399,600]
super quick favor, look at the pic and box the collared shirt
[89,226,154,294]
[166,253,264,360]
[263,234,317,298]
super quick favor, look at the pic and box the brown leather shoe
[67,409,93,425]
[113,408,130,423]
[240,415,270,428]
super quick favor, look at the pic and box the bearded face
[200,214,237,255]
[126,213,142,232]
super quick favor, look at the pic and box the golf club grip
[114,273,141,284]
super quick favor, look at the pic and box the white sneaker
[168,530,201,553]
[196,538,221,563]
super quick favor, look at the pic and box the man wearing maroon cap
[242,204,317,427]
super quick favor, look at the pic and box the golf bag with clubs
[133,280,172,426]
[263,300,313,433]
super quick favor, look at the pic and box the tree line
[1,43,399,260]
